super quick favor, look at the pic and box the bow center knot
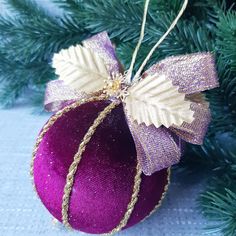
[103,72,129,101]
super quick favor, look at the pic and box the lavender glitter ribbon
[45,32,219,176]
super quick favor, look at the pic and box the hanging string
[129,0,188,83]
[126,0,151,83]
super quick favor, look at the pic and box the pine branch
[0,52,55,107]
[52,0,83,17]
[116,42,162,73]
[0,0,90,106]
[117,18,214,76]
[216,11,236,72]
[74,0,145,42]
[4,0,53,19]
[199,188,236,236]
[0,14,89,63]
[214,11,236,113]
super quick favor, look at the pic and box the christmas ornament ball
[33,100,169,234]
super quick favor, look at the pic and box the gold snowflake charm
[103,72,129,100]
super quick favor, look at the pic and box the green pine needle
[200,188,236,236]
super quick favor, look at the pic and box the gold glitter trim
[103,162,142,236]
[62,101,119,228]
[142,167,171,222]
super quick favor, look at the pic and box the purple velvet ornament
[33,101,169,234]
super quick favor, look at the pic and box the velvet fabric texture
[33,101,169,234]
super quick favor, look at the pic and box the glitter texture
[170,102,211,145]
[144,52,219,94]
[33,101,169,234]
[126,113,182,175]
[44,80,91,112]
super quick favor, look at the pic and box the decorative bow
[45,31,218,175]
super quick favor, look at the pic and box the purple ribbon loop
[144,52,219,94]
[45,32,219,175]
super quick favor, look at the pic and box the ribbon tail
[170,96,211,145]
[126,114,182,175]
